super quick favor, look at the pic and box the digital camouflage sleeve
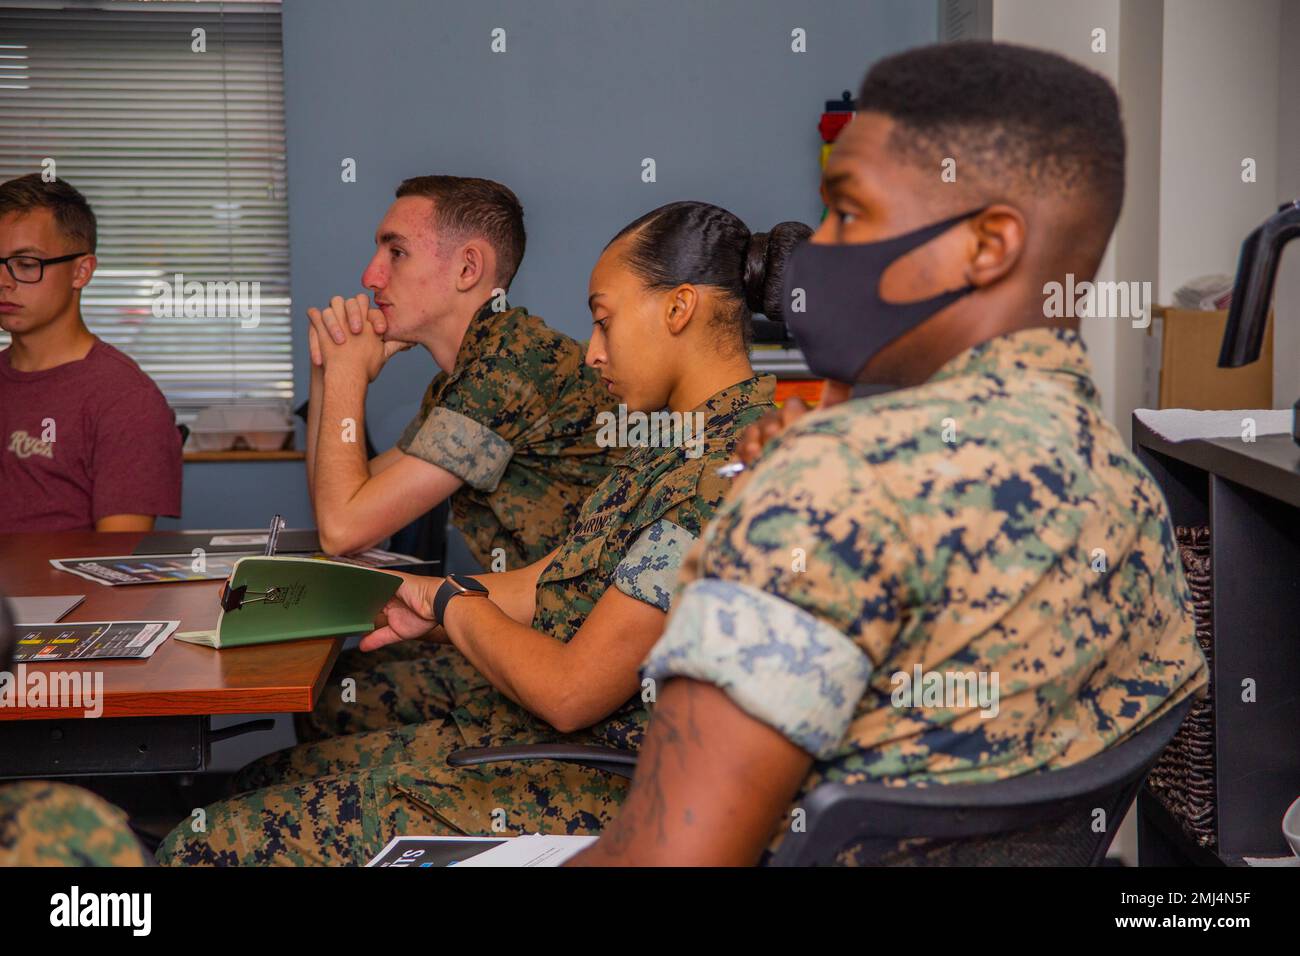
[397,300,622,569]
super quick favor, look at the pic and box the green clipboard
[174,555,402,649]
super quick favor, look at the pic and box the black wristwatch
[432,573,490,627]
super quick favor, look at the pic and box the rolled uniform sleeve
[397,358,540,493]
[642,428,913,759]
[644,578,872,758]
[613,518,697,612]
[396,381,434,450]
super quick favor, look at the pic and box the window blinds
[0,0,290,413]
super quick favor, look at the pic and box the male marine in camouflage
[570,42,1207,865]
[302,176,622,740]
[304,175,620,567]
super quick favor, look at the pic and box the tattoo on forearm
[594,680,705,859]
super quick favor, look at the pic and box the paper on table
[173,629,219,646]
[208,534,270,547]
[51,549,420,588]
[1134,408,1290,443]
[13,620,179,661]
[51,553,240,586]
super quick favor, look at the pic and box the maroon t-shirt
[0,338,182,532]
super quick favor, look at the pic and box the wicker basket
[1145,525,1217,847]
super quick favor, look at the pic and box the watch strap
[432,574,486,628]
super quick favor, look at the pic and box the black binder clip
[220,581,285,613]
[220,513,289,612]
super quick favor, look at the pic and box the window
[0,0,290,416]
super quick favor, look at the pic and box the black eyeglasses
[0,252,88,284]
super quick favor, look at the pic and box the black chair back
[388,498,450,564]
[769,697,1194,866]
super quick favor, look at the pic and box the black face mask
[782,208,984,383]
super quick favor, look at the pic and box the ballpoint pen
[715,461,746,478]
[264,514,285,556]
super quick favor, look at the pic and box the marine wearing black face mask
[783,206,984,382]
[571,39,1207,868]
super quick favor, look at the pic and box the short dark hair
[395,175,525,289]
[608,200,811,352]
[0,174,98,252]
[858,41,1126,238]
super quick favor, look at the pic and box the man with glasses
[0,174,181,533]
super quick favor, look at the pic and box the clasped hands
[307,292,412,382]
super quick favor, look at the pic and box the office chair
[446,697,1193,866]
[448,743,638,779]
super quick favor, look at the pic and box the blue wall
[169,0,937,532]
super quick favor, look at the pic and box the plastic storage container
[190,402,294,452]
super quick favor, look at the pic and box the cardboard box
[1150,306,1274,409]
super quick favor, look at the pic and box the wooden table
[0,531,342,778]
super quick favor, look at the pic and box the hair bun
[742,231,770,315]
[744,221,814,322]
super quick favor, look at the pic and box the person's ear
[71,253,97,290]
[454,240,491,293]
[663,284,698,336]
[966,205,1025,289]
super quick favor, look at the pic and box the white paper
[208,533,269,547]
[1243,855,1300,866]
[452,834,598,867]
[1134,408,1291,443]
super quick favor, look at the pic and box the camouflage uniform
[642,327,1209,861]
[0,781,151,866]
[293,300,619,743]
[295,374,777,747]
[294,642,489,744]
[158,376,777,865]
[157,759,629,867]
[398,298,622,570]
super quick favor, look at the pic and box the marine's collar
[926,326,1095,393]
[449,297,523,374]
[619,374,777,467]
[692,373,777,418]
